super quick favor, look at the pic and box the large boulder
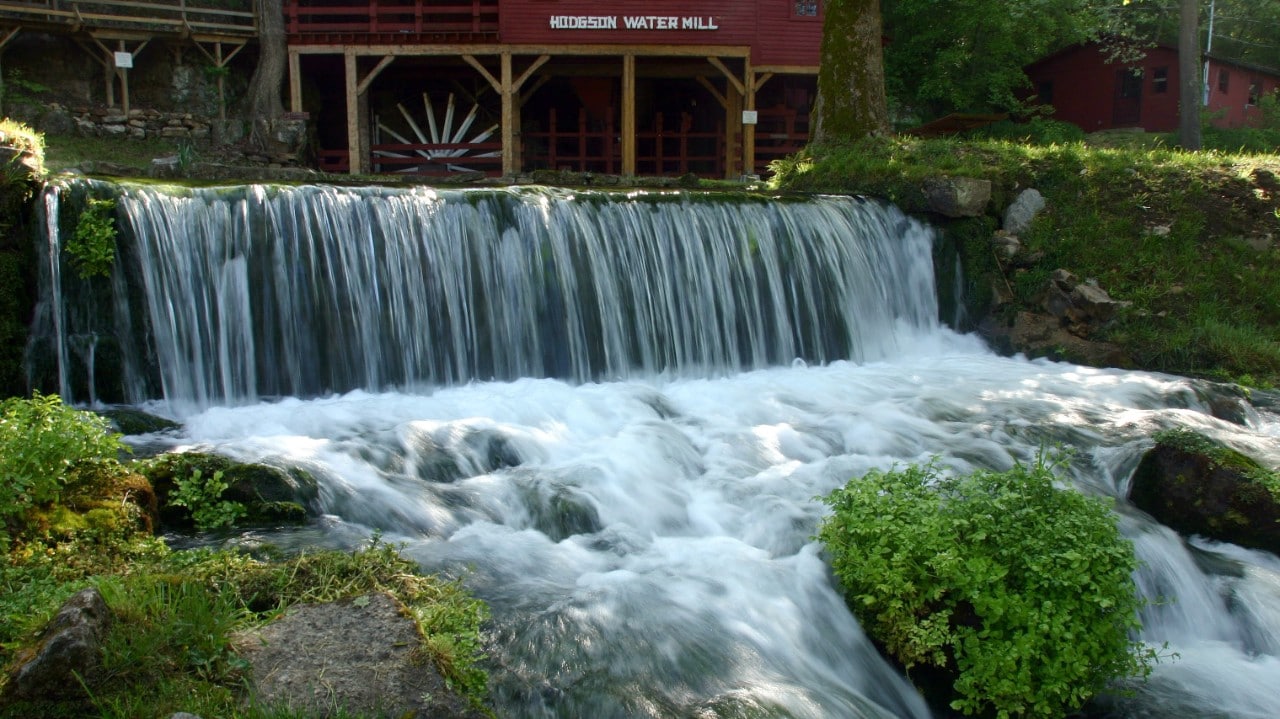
[233,592,486,719]
[2,588,113,701]
[923,176,992,218]
[1129,429,1280,555]
[1002,188,1046,235]
[140,452,317,528]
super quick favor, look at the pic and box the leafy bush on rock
[817,455,1154,717]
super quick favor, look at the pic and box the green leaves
[817,453,1154,717]
[0,392,128,533]
[167,468,246,531]
[66,197,118,279]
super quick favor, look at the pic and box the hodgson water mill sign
[548,15,720,30]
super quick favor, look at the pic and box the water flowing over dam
[29,179,1280,718]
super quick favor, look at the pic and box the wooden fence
[0,0,257,38]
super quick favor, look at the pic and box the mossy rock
[94,407,181,435]
[137,452,318,529]
[1129,429,1280,555]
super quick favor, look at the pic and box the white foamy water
[36,179,1280,716]
[140,332,1280,718]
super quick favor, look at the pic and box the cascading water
[30,180,1280,718]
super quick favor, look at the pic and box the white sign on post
[741,110,758,125]
[114,52,133,69]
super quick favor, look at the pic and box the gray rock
[1130,431,1280,555]
[150,155,183,179]
[1044,269,1123,328]
[1003,188,1046,234]
[234,592,486,718]
[923,176,992,218]
[36,106,75,135]
[2,588,113,700]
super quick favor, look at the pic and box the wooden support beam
[513,55,551,94]
[357,55,396,95]
[191,40,245,122]
[500,52,515,177]
[743,59,756,179]
[695,76,728,110]
[462,54,500,93]
[706,56,745,96]
[0,27,19,51]
[289,48,302,113]
[345,51,364,174]
[622,53,636,177]
[87,35,150,114]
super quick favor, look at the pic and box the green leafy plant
[1,68,51,107]
[66,197,118,279]
[0,392,128,536]
[167,468,246,531]
[817,453,1154,717]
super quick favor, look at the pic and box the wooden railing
[635,113,723,177]
[284,0,498,40]
[0,0,257,37]
[523,107,618,175]
[752,104,809,175]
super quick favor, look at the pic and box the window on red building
[1249,81,1261,106]
[1219,69,1230,93]
[792,1,821,19]
[1152,67,1168,94]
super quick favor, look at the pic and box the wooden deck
[0,0,256,41]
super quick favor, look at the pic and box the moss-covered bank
[773,135,1280,387]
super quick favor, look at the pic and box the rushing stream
[29,181,1280,717]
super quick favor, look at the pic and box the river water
[32,181,1280,717]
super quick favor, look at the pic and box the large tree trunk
[244,0,287,151]
[812,0,889,143]
[1178,0,1202,150]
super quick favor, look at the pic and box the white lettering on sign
[549,15,618,30]
[549,15,719,31]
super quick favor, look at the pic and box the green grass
[0,396,491,718]
[41,133,189,174]
[772,134,1280,387]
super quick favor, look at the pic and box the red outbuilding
[1025,42,1280,134]
[284,0,824,178]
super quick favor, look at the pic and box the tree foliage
[882,0,1114,120]
[818,455,1154,717]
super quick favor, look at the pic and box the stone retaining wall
[37,102,244,146]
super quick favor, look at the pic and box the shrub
[0,392,128,535]
[66,197,118,279]
[166,468,246,531]
[817,455,1154,717]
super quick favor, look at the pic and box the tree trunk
[1178,0,1202,150]
[812,0,890,143]
[245,0,286,151]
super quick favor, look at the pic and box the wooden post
[116,41,131,115]
[622,53,636,177]
[743,60,756,178]
[501,51,514,176]
[345,51,363,174]
[289,48,302,113]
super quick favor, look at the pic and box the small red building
[284,0,824,178]
[1024,42,1280,133]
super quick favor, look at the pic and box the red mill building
[284,0,821,178]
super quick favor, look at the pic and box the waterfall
[30,181,939,407]
[27,179,1280,718]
